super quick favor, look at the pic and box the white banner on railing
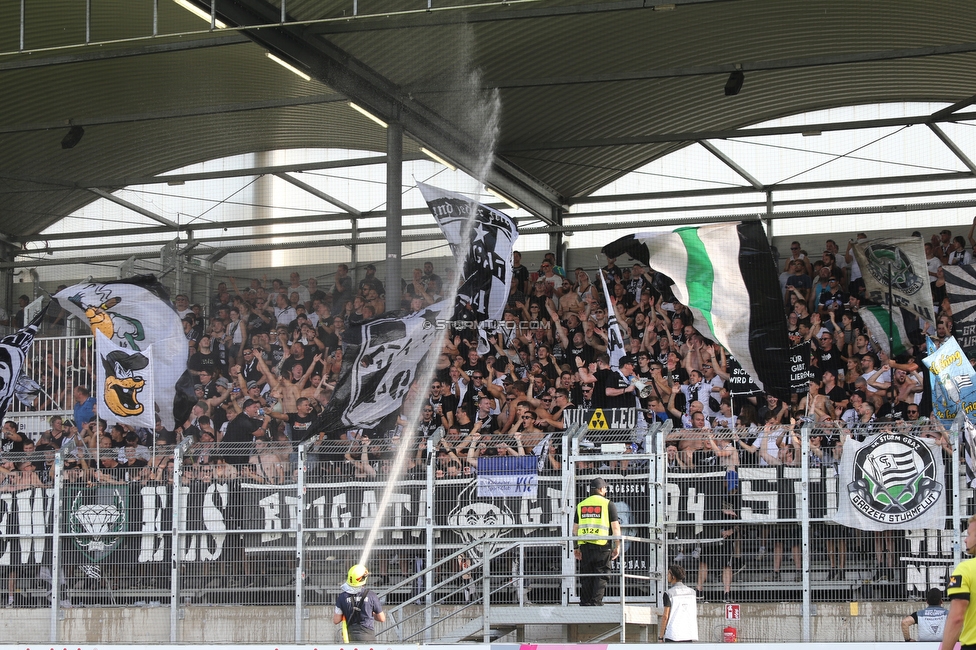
[831,431,945,531]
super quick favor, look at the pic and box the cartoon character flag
[0,304,48,421]
[55,276,186,428]
[95,331,154,429]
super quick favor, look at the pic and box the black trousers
[579,543,612,605]
[348,623,376,642]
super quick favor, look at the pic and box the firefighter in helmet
[334,564,386,641]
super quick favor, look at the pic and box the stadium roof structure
[3,0,976,266]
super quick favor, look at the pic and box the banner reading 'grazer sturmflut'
[832,431,945,531]
[55,276,187,429]
[922,336,976,427]
[602,222,792,398]
[851,236,934,324]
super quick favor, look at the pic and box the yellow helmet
[347,564,369,587]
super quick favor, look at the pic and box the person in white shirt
[660,564,698,642]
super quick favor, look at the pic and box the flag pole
[886,262,895,413]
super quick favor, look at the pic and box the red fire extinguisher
[723,626,737,643]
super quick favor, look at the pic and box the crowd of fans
[0,224,973,607]
[2,222,973,486]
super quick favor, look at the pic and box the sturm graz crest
[847,433,942,524]
[863,242,924,295]
[68,486,127,562]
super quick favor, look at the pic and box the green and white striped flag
[602,222,791,397]
[860,305,912,357]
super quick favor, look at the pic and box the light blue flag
[922,336,976,427]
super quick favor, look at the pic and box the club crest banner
[832,432,945,531]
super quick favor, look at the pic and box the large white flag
[95,331,155,429]
[598,269,626,370]
[832,431,945,531]
[55,276,187,428]
[602,222,792,398]
[417,183,519,322]
[851,236,934,324]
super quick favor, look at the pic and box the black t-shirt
[429,394,458,419]
[824,385,849,406]
[241,358,264,384]
[511,264,529,291]
[287,413,316,441]
[814,346,844,375]
[281,347,317,377]
[188,351,221,374]
[567,343,596,367]
[461,359,489,380]
[317,328,339,352]
[592,368,619,409]
[221,415,261,464]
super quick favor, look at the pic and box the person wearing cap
[221,398,271,466]
[334,564,385,641]
[573,476,621,606]
[358,263,385,296]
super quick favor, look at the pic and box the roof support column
[386,122,403,301]
[0,242,15,325]
[550,206,563,268]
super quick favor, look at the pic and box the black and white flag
[942,264,976,359]
[311,302,449,434]
[964,419,976,489]
[598,269,626,370]
[418,183,519,323]
[0,304,47,421]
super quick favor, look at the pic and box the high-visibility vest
[576,494,611,546]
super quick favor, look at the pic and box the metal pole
[800,422,811,643]
[170,437,192,642]
[654,423,668,604]
[953,418,963,568]
[385,122,403,302]
[561,428,574,607]
[50,448,66,642]
[424,435,436,643]
[482,539,491,643]
[620,533,626,642]
[295,440,308,643]
[886,262,896,412]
